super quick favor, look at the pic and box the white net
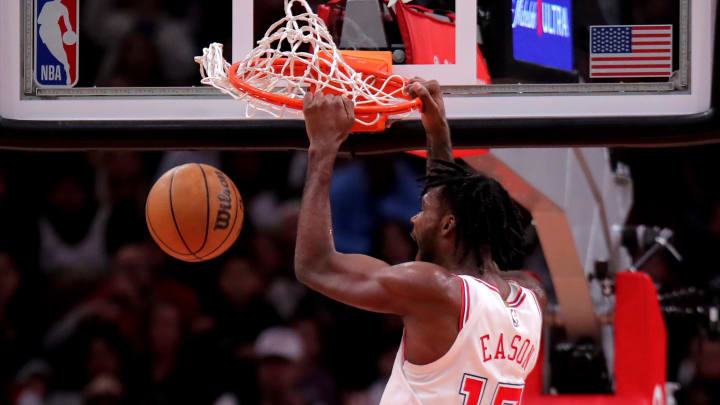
[194,0,413,127]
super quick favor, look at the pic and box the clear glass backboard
[0,0,716,148]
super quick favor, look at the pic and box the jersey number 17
[460,374,524,405]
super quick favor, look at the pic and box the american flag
[589,25,673,78]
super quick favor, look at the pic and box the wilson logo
[214,171,232,230]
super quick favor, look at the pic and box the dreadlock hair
[422,160,525,272]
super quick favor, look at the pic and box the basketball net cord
[194,0,412,127]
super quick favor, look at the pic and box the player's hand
[303,92,355,150]
[407,78,449,138]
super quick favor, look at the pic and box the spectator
[678,332,720,404]
[135,301,202,404]
[0,253,45,404]
[41,321,132,405]
[90,151,153,255]
[254,327,306,405]
[84,0,197,86]
[213,257,280,344]
[207,257,281,402]
[38,155,110,312]
[372,220,416,265]
[330,156,422,254]
[294,318,338,405]
[0,158,40,271]
[11,360,54,405]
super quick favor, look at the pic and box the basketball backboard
[0,0,717,149]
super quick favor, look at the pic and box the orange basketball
[145,164,243,262]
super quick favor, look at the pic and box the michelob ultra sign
[511,0,573,71]
[35,0,79,87]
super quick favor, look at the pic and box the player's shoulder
[391,260,456,282]
[379,261,461,301]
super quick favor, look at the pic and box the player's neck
[442,251,491,276]
[450,255,511,300]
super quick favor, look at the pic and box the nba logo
[35,0,79,87]
[510,308,519,327]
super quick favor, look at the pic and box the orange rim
[227,58,422,116]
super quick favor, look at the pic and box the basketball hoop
[195,0,421,132]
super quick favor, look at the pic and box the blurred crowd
[12,0,718,404]
[76,0,232,87]
[0,150,427,405]
[0,147,719,405]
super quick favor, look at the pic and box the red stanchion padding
[614,270,667,404]
[523,270,667,405]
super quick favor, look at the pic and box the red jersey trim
[463,278,471,326]
[509,293,526,308]
[507,288,524,306]
[456,276,470,330]
[459,278,466,330]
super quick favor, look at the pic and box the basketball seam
[169,168,202,261]
[145,192,197,258]
[191,163,210,255]
[197,177,242,259]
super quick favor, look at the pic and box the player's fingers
[406,78,425,97]
[303,91,314,112]
[341,96,355,122]
[408,82,437,114]
[333,95,347,118]
[424,80,441,96]
[327,94,343,109]
[327,94,336,109]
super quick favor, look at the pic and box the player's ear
[440,214,455,236]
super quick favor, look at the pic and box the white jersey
[379,275,543,405]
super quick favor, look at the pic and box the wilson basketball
[146,164,243,262]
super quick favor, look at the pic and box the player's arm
[294,93,459,315]
[407,79,453,171]
[502,270,548,312]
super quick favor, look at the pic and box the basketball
[145,164,243,262]
[62,30,77,46]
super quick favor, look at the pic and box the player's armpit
[296,253,459,316]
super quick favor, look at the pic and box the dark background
[0,1,719,404]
